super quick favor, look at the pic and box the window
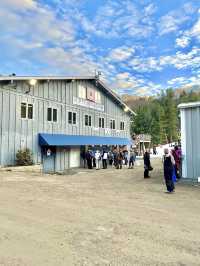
[53,109,57,122]
[85,115,92,126]
[99,117,105,128]
[110,119,115,129]
[21,103,27,118]
[68,112,77,125]
[47,108,57,122]
[47,108,52,121]
[95,91,101,103]
[28,104,33,119]
[73,112,76,124]
[21,102,33,119]
[120,121,125,130]
[78,84,86,99]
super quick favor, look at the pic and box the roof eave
[0,76,95,81]
[97,80,136,116]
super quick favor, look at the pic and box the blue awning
[39,133,132,146]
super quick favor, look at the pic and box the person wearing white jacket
[95,150,101,170]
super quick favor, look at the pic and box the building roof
[178,102,200,109]
[0,75,136,116]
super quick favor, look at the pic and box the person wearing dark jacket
[86,150,93,169]
[163,148,175,193]
[144,150,151,178]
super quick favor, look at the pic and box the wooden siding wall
[181,107,200,179]
[0,80,131,166]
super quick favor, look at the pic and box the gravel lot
[0,159,200,266]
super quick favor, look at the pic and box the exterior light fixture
[29,79,37,86]
[124,106,129,112]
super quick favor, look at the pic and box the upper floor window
[99,117,105,128]
[110,119,115,130]
[120,121,125,130]
[78,84,86,99]
[21,102,33,119]
[95,91,101,103]
[68,112,77,125]
[85,115,92,127]
[47,108,57,122]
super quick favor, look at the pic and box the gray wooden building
[179,102,200,180]
[0,76,134,172]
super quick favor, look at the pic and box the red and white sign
[87,87,95,102]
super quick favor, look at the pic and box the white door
[70,148,80,168]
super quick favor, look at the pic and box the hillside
[122,85,200,110]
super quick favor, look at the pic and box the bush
[16,148,33,166]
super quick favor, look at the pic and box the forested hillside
[123,88,200,145]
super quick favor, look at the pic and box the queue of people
[83,148,137,170]
[83,144,182,194]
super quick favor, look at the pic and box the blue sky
[0,0,200,96]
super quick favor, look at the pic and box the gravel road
[0,159,200,266]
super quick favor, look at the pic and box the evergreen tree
[130,88,200,145]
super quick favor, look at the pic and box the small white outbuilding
[178,102,200,181]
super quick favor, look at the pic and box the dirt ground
[0,159,200,266]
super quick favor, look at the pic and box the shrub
[16,148,33,166]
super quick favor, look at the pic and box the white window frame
[99,117,105,128]
[85,114,92,127]
[68,111,77,125]
[47,107,58,123]
[21,102,34,120]
[120,121,125,130]
[110,119,116,130]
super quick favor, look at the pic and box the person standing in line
[144,150,151,178]
[117,149,124,169]
[113,148,119,168]
[108,151,114,166]
[86,150,93,169]
[95,150,101,170]
[102,150,108,169]
[129,150,136,169]
[173,145,182,180]
[163,148,176,193]
[80,150,86,168]
[91,150,96,168]
[123,150,128,167]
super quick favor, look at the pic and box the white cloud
[126,47,200,73]
[110,71,162,96]
[130,56,161,72]
[190,18,200,39]
[77,1,155,39]
[176,36,190,48]
[168,75,200,89]
[0,0,103,76]
[168,77,188,85]
[109,46,135,61]
[160,48,200,70]
[183,2,198,14]
[1,0,37,11]
[144,3,157,16]
[174,12,200,48]
[0,0,75,47]
[158,8,190,35]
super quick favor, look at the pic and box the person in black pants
[144,150,150,178]
[86,150,93,169]
[102,151,108,169]
[163,148,175,192]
